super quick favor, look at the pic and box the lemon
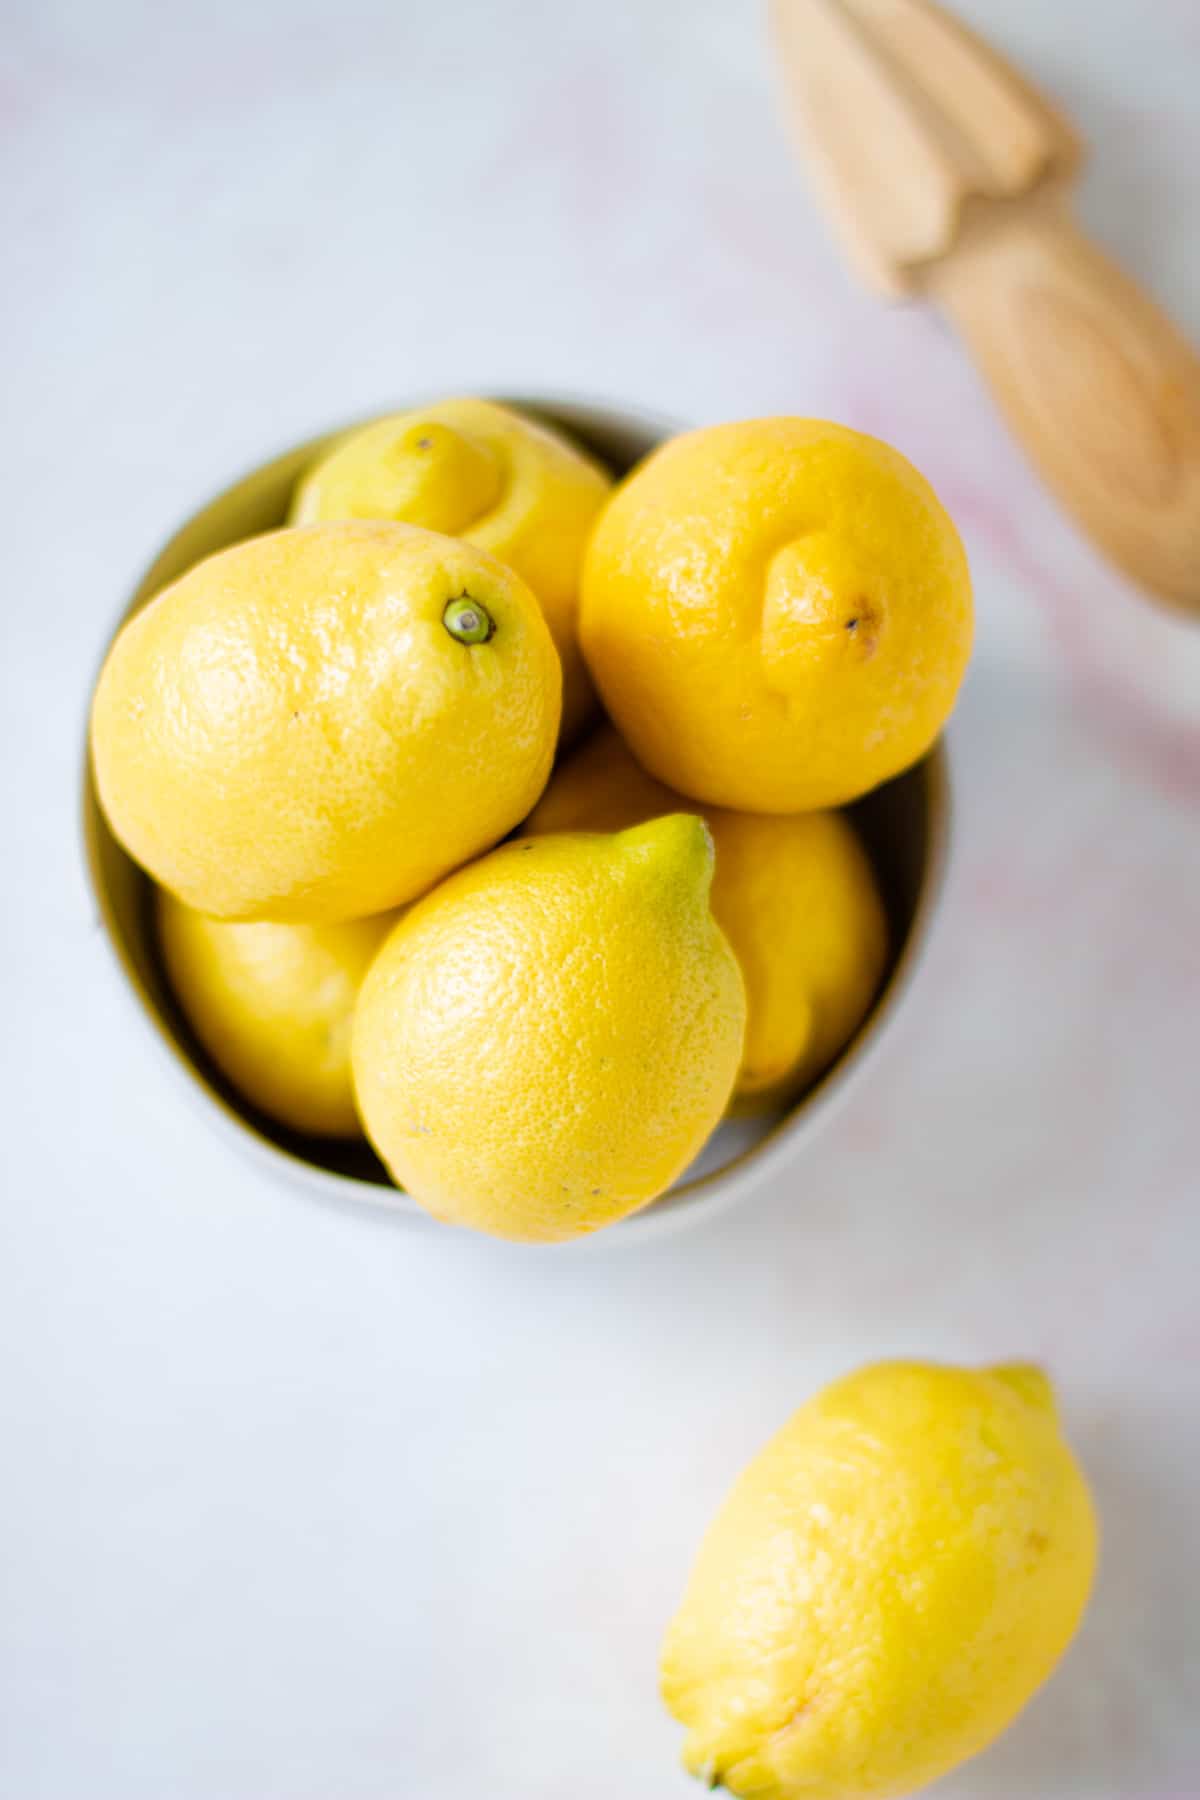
[523,720,681,833]
[525,727,888,1105]
[580,419,972,810]
[291,398,611,742]
[352,816,746,1241]
[661,1360,1097,1799]
[91,521,561,922]
[158,888,394,1137]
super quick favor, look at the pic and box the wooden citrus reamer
[772,0,1200,614]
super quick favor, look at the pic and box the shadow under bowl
[82,395,950,1240]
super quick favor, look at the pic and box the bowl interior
[83,398,948,1217]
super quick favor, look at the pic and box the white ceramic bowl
[82,396,950,1239]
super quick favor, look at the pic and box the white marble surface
[3,1,1199,1795]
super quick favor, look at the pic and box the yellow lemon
[580,419,972,810]
[525,727,888,1105]
[291,398,612,742]
[523,721,681,833]
[91,521,560,922]
[661,1360,1097,1800]
[352,816,746,1241]
[157,888,394,1137]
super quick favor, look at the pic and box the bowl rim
[81,392,952,1243]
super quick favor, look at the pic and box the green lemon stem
[442,596,495,644]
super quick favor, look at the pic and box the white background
[3,1,1200,1795]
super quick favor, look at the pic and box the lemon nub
[443,597,494,644]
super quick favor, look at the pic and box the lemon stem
[442,596,494,644]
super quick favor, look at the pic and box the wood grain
[931,198,1200,611]
[772,0,1200,611]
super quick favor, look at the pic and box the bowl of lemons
[84,396,962,1241]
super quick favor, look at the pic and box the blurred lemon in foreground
[580,419,972,810]
[525,727,887,1105]
[291,397,611,742]
[352,816,746,1241]
[91,521,561,922]
[158,890,394,1137]
[661,1360,1097,1800]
